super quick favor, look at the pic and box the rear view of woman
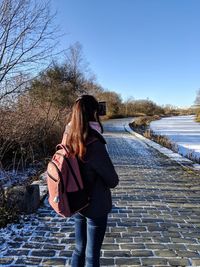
[64,95,119,267]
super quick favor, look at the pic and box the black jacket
[78,129,119,218]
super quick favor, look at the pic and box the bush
[0,96,68,171]
[129,115,160,135]
[130,115,160,127]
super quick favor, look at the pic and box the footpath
[0,121,200,267]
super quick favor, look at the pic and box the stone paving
[1,123,200,266]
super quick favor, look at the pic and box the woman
[65,95,119,267]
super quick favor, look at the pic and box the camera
[98,101,106,116]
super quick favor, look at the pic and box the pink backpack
[46,144,89,217]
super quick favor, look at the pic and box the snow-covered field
[150,115,200,162]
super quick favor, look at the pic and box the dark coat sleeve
[87,141,119,188]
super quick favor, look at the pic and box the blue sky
[51,0,200,107]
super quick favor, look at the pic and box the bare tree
[0,0,58,101]
[64,42,89,93]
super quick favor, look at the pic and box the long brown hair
[65,95,103,159]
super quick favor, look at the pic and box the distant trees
[135,99,164,115]
[0,0,57,102]
[123,99,164,116]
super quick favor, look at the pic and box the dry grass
[0,96,70,228]
[196,111,200,122]
[131,115,160,127]
[0,95,69,172]
[144,129,175,150]
[129,115,160,135]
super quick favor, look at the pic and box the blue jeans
[71,213,108,267]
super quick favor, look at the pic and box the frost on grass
[0,167,38,188]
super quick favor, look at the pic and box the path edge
[124,124,200,172]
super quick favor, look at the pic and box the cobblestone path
[1,123,200,267]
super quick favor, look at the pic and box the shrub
[130,115,175,150]
[0,96,68,171]
[130,115,160,128]
[144,129,174,150]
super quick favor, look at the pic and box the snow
[0,166,39,188]
[150,115,200,162]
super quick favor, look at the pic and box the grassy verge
[194,107,200,122]
[129,115,176,151]
[130,115,200,165]
[129,115,161,134]
[143,129,175,150]
[196,114,200,122]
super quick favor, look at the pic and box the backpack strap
[56,144,69,154]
